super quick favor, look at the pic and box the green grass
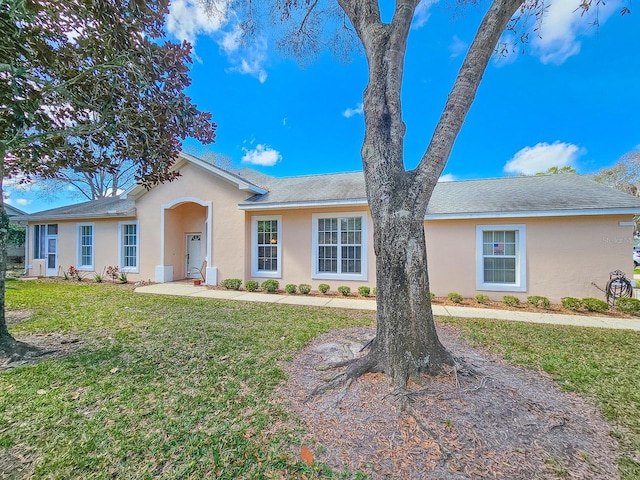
[440,317,640,479]
[2,281,373,479]
[3,282,640,479]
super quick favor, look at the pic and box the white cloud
[343,103,363,118]
[15,198,32,207]
[242,144,282,167]
[504,141,583,175]
[166,0,229,45]
[222,34,269,83]
[438,173,456,182]
[412,0,439,29]
[449,35,468,59]
[532,0,619,65]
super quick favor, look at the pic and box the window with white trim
[476,224,526,292]
[119,222,139,273]
[77,223,94,270]
[251,216,281,278]
[312,213,367,281]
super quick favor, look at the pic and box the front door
[186,233,202,278]
[46,236,58,277]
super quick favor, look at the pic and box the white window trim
[118,221,140,274]
[33,224,46,260]
[251,215,282,278]
[476,224,526,292]
[311,212,368,281]
[76,223,95,271]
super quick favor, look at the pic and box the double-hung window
[476,224,526,292]
[77,223,94,270]
[119,222,139,273]
[312,213,367,281]
[251,216,281,278]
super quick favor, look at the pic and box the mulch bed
[277,324,619,479]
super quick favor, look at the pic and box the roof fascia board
[424,208,640,221]
[239,199,369,210]
[17,211,136,222]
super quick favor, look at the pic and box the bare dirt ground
[278,325,619,479]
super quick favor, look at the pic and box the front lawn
[2,281,639,478]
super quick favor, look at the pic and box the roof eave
[424,208,640,221]
[18,210,137,222]
[238,198,369,211]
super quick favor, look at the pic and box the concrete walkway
[134,282,640,331]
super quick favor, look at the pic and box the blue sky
[8,0,640,213]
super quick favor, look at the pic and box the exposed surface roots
[277,325,619,479]
[0,333,83,370]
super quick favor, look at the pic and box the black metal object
[605,270,633,307]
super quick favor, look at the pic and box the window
[77,223,94,270]
[476,224,526,292]
[119,222,139,273]
[312,213,367,281]
[33,224,46,259]
[251,216,281,278]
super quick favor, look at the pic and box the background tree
[0,0,216,356]
[536,166,577,175]
[207,0,629,392]
[593,151,640,197]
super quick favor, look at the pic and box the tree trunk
[331,0,523,389]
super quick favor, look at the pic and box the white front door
[46,236,58,277]
[186,233,202,278]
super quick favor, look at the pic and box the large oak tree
[0,0,216,356]
[206,0,627,390]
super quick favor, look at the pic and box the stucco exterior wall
[244,207,377,292]
[425,215,634,303]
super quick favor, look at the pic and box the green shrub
[581,297,608,313]
[373,287,377,296]
[503,295,520,307]
[475,294,490,304]
[430,291,435,300]
[318,283,330,295]
[337,286,351,296]
[527,295,550,309]
[261,279,279,293]
[298,284,311,295]
[285,283,297,294]
[221,278,242,290]
[447,292,463,303]
[358,286,370,297]
[561,297,582,311]
[118,272,128,284]
[616,297,640,316]
[244,280,259,292]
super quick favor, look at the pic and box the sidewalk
[134,282,640,332]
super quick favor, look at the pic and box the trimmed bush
[221,278,242,290]
[373,287,377,296]
[318,283,330,295]
[337,286,351,297]
[503,295,520,307]
[261,279,279,293]
[430,291,435,300]
[298,284,312,295]
[475,294,490,304]
[447,292,463,304]
[527,295,550,309]
[285,284,297,294]
[616,297,640,316]
[358,286,371,297]
[561,297,582,311]
[244,280,259,292]
[581,297,608,313]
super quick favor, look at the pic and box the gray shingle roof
[15,197,135,221]
[239,171,640,216]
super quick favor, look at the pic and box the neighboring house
[16,153,640,302]
[6,204,27,260]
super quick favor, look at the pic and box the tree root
[305,354,380,402]
[0,337,44,363]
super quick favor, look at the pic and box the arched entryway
[155,197,216,284]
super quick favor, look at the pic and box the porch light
[270,238,277,244]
